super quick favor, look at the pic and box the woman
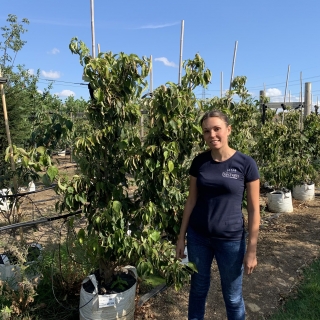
[176,110,260,320]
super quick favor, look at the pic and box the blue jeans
[187,226,246,320]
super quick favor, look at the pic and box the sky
[2,0,320,106]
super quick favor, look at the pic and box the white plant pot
[267,190,293,213]
[28,181,36,192]
[79,266,137,320]
[292,183,315,201]
[0,260,21,290]
[0,189,12,212]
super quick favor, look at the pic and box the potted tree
[293,113,320,201]
[56,39,202,319]
[256,109,317,212]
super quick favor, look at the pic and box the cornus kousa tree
[56,39,207,288]
[131,53,211,285]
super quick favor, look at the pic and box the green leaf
[67,186,74,193]
[168,161,174,173]
[65,120,73,131]
[36,146,46,155]
[58,178,67,191]
[112,201,122,213]
[42,174,51,186]
[186,262,198,272]
[22,156,29,167]
[94,88,104,102]
[47,166,58,182]
[78,228,85,244]
[150,231,160,242]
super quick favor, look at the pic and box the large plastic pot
[79,266,137,320]
[292,183,315,201]
[267,190,293,213]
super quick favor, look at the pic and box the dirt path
[136,192,320,319]
[1,161,319,319]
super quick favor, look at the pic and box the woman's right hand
[176,238,186,259]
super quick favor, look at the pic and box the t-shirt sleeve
[189,156,199,177]
[245,156,260,183]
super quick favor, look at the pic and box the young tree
[0,14,32,180]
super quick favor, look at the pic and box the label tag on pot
[99,294,116,308]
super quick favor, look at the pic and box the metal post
[300,72,303,129]
[178,20,184,86]
[220,72,223,98]
[304,82,311,118]
[282,65,290,124]
[229,40,238,92]
[90,0,96,58]
[150,55,153,93]
[284,65,290,105]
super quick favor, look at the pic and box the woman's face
[202,116,231,150]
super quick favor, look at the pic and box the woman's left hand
[243,251,257,275]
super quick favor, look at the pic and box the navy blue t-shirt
[189,150,259,240]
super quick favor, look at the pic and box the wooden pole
[178,20,184,86]
[229,40,238,92]
[90,0,96,58]
[259,90,265,111]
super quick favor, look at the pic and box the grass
[143,274,166,288]
[138,274,166,295]
[269,258,320,320]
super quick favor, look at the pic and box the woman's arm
[243,179,260,274]
[176,176,198,259]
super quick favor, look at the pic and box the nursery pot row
[267,183,315,213]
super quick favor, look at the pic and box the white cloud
[55,90,75,97]
[28,69,35,75]
[41,70,61,79]
[47,48,60,55]
[137,21,180,29]
[154,57,177,68]
[266,88,283,102]
[289,95,300,102]
[265,88,301,103]
[37,89,43,94]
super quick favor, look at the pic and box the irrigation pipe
[0,185,57,199]
[0,210,82,232]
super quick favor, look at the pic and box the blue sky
[2,0,320,105]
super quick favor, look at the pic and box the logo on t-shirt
[222,168,240,180]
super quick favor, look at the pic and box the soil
[1,157,319,319]
[82,269,137,295]
[135,191,320,320]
